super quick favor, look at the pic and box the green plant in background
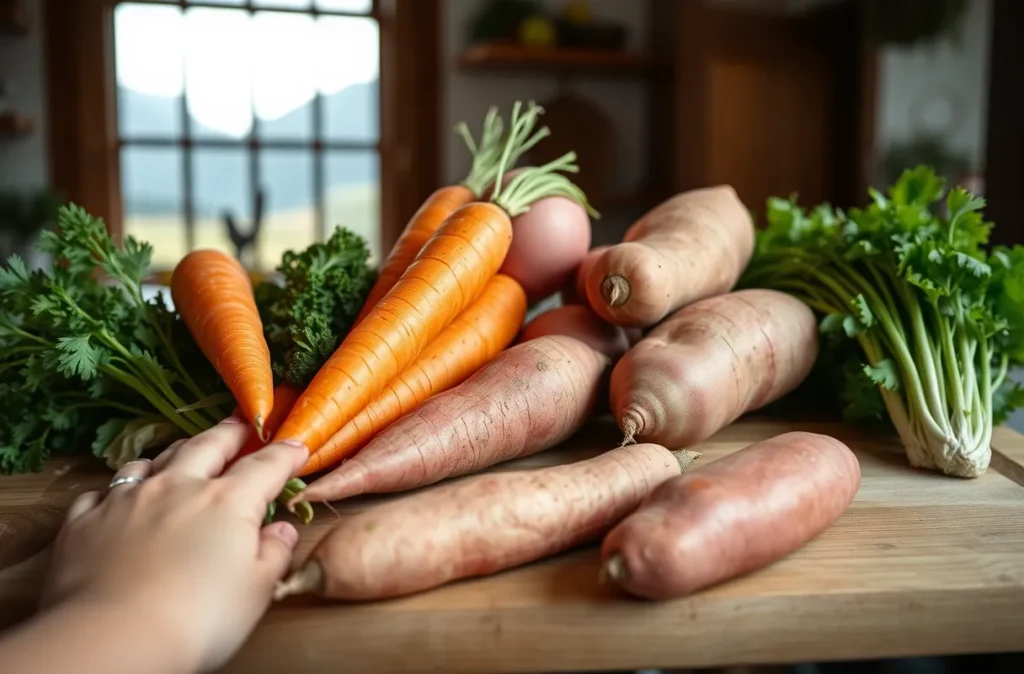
[0,188,64,249]
[881,133,971,188]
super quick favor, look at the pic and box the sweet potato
[601,431,861,599]
[585,186,755,327]
[295,334,617,504]
[276,443,700,601]
[561,245,610,306]
[611,289,818,447]
[518,304,631,361]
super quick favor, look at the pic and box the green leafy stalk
[490,101,599,219]
[741,166,1024,478]
[255,226,376,389]
[0,206,229,473]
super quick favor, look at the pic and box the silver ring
[108,475,145,490]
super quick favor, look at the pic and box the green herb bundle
[741,166,1024,478]
[0,205,228,473]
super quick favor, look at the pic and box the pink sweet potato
[276,443,700,601]
[602,431,860,599]
[585,186,755,327]
[611,288,818,447]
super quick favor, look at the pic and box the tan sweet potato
[277,443,700,601]
[602,431,861,599]
[296,335,616,503]
[611,289,818,447]
[585,186,755,327]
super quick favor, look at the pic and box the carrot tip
[273,561,324,601]
[254,415,268,443]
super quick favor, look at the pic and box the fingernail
[277,524,300,550]
[280,438,307,450]
[219,415,244,425]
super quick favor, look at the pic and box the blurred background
[2,0,1019,277]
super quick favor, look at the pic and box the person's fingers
[221,441,308,504]
[151,437,189,473]
[65,490,102,524]
[163,417,250,478]
[106,459,154,495]
[253,521,300,589]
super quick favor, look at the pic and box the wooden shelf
[0,112,34,137]
[458,43,659,75]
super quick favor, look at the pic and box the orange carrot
[234,383,302,461]
[273,101,594,454]
[171,249,274,440]
[299,273,527,476]
[352,106,532,326]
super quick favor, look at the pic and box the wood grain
[2,418,1024,673]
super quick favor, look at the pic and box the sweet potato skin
[307,443,686,600]
[585,186,755,327]
[611,288,818,447]
[601,431,861,600]
[519,304,631,362]
[298,335,613,502]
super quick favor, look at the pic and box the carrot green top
[488,100,600,219]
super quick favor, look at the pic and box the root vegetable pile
[6,99,1016,612]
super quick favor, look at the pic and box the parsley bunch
[255,226,376,388]
[741,166,1024,478]
[0,205,228,473]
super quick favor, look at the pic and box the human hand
[40,417,308,673]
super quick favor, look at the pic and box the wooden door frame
[984,0,1022,247]
[43,0,442,256]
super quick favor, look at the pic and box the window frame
[43,0,442,266]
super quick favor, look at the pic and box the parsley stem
[98,363,203,436]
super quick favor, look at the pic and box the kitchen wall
[441,0,651,244]
[0,0,48,190]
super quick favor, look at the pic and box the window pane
[184,8,252,140]
[115,4,183,138]
[121,146,186,271]
[193,148,250,264]
[325,150,380,264]
[196,0,245,5]
[258,150,315,271]
[255,0,312,8]
[317,16,379,142]
[316,0,372,13]
[252,12,315,141]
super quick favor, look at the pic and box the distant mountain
[118,81,379,216]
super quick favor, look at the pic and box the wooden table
[2,418,1024,673]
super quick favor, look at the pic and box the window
[112,0,381,271]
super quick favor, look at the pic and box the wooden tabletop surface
[2,417,1024,673]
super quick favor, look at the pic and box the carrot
[611,289,819,447]
[273,101,594,453]
[352,108,509,326]
[274,443,700,601]
[585,186,755,327]
[299,273,527,476]
[602,431,860,599]
[234,383,302,461]
[292,333,618,504]
[171,249,274,439]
